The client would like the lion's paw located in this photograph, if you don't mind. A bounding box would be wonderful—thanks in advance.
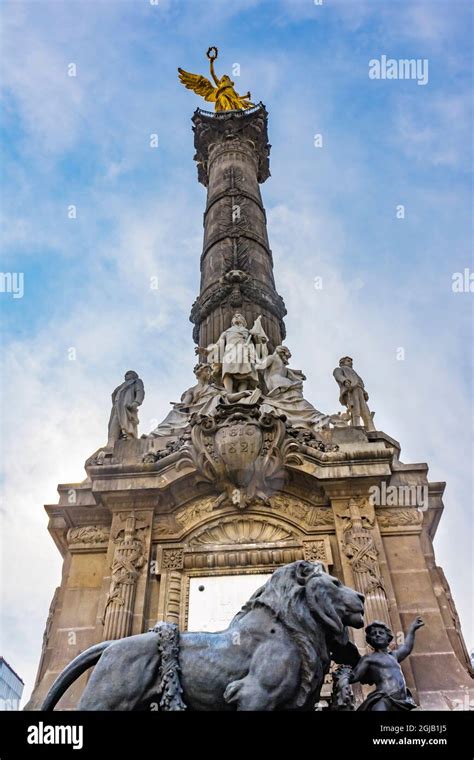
[223,680,243,705]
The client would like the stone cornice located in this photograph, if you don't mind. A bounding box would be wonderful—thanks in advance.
[192,103,271,186]
[189,276,287,336]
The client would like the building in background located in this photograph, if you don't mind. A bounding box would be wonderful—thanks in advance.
[0,657,24,710]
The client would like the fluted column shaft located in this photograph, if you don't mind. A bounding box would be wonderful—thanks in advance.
[190,105,286,350]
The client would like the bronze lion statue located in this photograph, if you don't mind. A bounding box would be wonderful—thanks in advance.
[42,561,364,711]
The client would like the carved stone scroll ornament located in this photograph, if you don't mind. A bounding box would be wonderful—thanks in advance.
[172,495,334,535]
[102,514,147,640]
[175,498,215,531]
[271,495,335,528]
[284,426,339,457]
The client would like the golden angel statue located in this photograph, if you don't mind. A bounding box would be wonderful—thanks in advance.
[178,47,254,112]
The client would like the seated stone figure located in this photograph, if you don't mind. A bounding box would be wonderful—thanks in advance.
[149,363,222,438]
[258,346,328,431]
[349,617,424,711]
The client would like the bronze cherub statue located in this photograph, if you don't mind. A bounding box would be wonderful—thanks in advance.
[349,617,425,711]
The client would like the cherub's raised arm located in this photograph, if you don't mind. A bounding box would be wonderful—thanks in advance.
[394,617,424,662]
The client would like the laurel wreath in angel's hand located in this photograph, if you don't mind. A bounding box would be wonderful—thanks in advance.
[178,47,254,112]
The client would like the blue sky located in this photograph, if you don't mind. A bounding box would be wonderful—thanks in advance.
[1,0,472,702]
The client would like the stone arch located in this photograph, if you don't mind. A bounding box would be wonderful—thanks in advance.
[156,506,334,629]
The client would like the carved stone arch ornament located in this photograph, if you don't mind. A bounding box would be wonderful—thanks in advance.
[155,509,333,628]
[188,514,297,546]
[168,492,335,542]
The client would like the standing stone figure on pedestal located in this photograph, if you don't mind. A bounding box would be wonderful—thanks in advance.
[333,356,375,431]
[107,370,145,446]
[198,312,268,394]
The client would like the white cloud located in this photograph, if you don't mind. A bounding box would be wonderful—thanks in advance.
[394,91,472,169]
[1,4,88,154]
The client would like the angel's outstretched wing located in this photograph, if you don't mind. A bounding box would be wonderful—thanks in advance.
[177,68,216,103]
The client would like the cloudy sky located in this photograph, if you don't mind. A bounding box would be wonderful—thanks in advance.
[1,0,472,703]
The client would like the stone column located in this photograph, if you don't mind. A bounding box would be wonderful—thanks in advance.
[328,493,404,647]
[338,498,392,629]
[156,547,185,626]
[328,493,417,702]
[190,106,286,350]
[102,513,150,640]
